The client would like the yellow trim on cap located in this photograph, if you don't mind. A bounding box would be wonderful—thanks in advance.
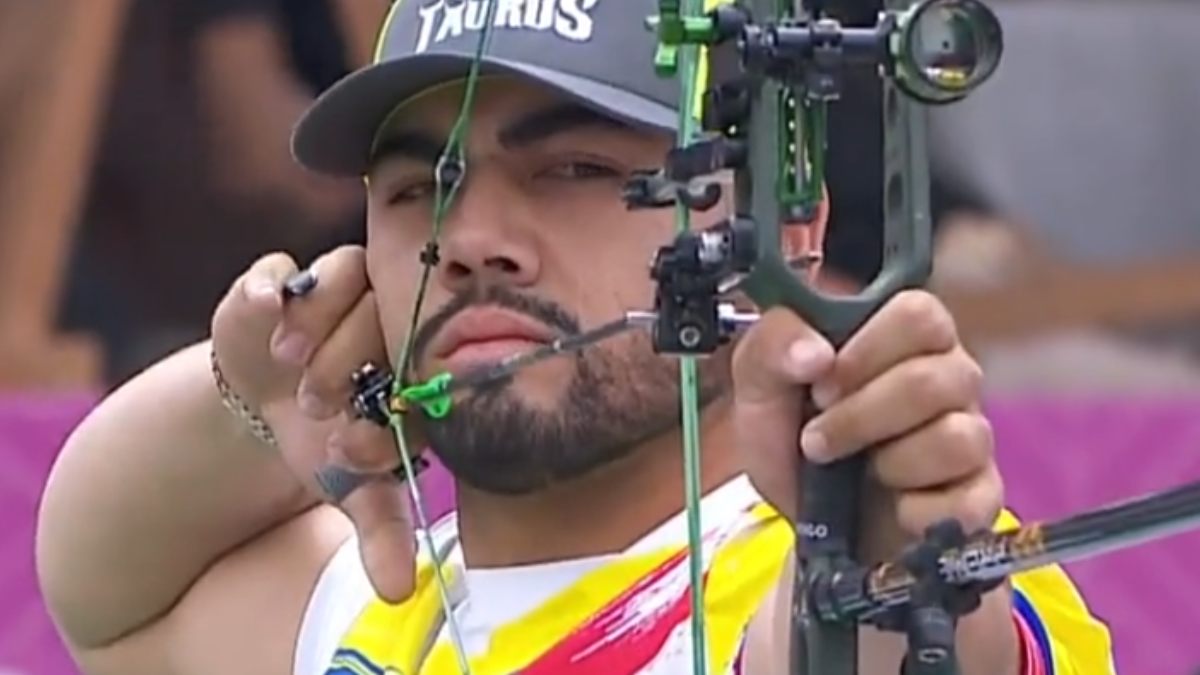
[373,0,404,65]
[363,74,519,186]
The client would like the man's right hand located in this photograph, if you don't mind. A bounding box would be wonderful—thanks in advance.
[211,246,419,604]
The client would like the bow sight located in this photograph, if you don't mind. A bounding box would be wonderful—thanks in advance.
[627,0,1003,351]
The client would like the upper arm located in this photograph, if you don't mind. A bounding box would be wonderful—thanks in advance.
[1010,564,1117,675]
[70,505,354,675]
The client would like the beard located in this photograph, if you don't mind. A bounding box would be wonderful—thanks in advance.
[407,285,730,495]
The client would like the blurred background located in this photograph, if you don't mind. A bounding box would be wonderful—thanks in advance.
[1,0,1197,673]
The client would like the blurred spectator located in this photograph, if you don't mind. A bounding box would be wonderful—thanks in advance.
[820,0,999,288]
[811,0,1200,392]
[931,212,1200,393]
[57,0,368,387]
[926,0,1200,371]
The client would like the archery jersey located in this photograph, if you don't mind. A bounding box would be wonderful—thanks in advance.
[293,475,1117,675]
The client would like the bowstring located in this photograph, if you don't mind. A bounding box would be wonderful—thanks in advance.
[387,3,501,673]
[672,2,710,673]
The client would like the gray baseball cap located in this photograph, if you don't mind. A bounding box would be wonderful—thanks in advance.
[291,0,681,177]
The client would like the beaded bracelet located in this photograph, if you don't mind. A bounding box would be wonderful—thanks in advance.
[210,347,279,448]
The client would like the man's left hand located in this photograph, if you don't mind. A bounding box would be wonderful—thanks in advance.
[731,288,1003,563]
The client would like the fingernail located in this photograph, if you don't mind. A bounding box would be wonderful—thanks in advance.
[273,333,310,364]
[245,278,278,301]
[800,427,831,462]
[787,340,830,380]
[283,270,318,300]
[811,381,839,410]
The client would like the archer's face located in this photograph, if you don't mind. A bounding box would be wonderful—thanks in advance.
[363,76,730,494]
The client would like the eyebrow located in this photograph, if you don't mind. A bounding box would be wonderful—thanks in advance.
[369,133,445,169]
[497,102,635,147]
[367,102,637,173]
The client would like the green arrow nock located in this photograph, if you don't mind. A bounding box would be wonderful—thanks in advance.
[397,372,454,419]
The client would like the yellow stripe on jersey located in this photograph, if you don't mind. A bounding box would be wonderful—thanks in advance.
[418,503,789,674]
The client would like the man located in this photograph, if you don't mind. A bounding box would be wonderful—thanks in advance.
[35,2,1115,674]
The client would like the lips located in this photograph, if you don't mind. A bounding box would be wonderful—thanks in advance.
[428,307,556,371]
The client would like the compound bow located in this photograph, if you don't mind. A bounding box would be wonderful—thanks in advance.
[315,1,1200,674]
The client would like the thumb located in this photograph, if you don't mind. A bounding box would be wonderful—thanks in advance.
[336,475,417,604]
[731,307,835,404]
[732,307,835,521]
[211,252,303,403]
[214,252,300,343]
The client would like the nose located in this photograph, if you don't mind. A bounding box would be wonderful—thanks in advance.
[433,164,541,292]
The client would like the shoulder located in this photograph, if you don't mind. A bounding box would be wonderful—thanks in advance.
[292,512,462,675]
[69,504,358,675]
[998,510,1117,674]
[292,534,373,675]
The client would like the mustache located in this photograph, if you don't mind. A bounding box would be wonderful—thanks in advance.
[410,285,582,367]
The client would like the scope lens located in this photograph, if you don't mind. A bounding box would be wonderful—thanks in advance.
[900,0,1003,103]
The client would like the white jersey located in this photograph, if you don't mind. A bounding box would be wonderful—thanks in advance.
[292,474,765,675]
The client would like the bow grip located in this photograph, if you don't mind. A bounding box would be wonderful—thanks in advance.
[730,44,935,675]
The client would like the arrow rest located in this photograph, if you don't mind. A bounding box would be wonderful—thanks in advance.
[646,218,757,354]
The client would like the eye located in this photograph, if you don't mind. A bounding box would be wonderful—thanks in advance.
[539,160,621,180]
[385,178,435,205]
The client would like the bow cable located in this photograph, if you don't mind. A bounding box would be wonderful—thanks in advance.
[385,3,502,672]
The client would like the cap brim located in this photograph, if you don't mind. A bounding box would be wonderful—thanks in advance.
[291,53,678,177]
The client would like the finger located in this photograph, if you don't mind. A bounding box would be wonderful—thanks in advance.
[802,347,982,463]
[296,291,387,418]
[731,307,835,406]
[812,290,958,409]
[313,422,427,506]
[270,245,369,366]
[328,417,401,473]
[894,463,1005,537]
[213,252,299,339]
[869,411,994,490]
[340,478,417,604]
